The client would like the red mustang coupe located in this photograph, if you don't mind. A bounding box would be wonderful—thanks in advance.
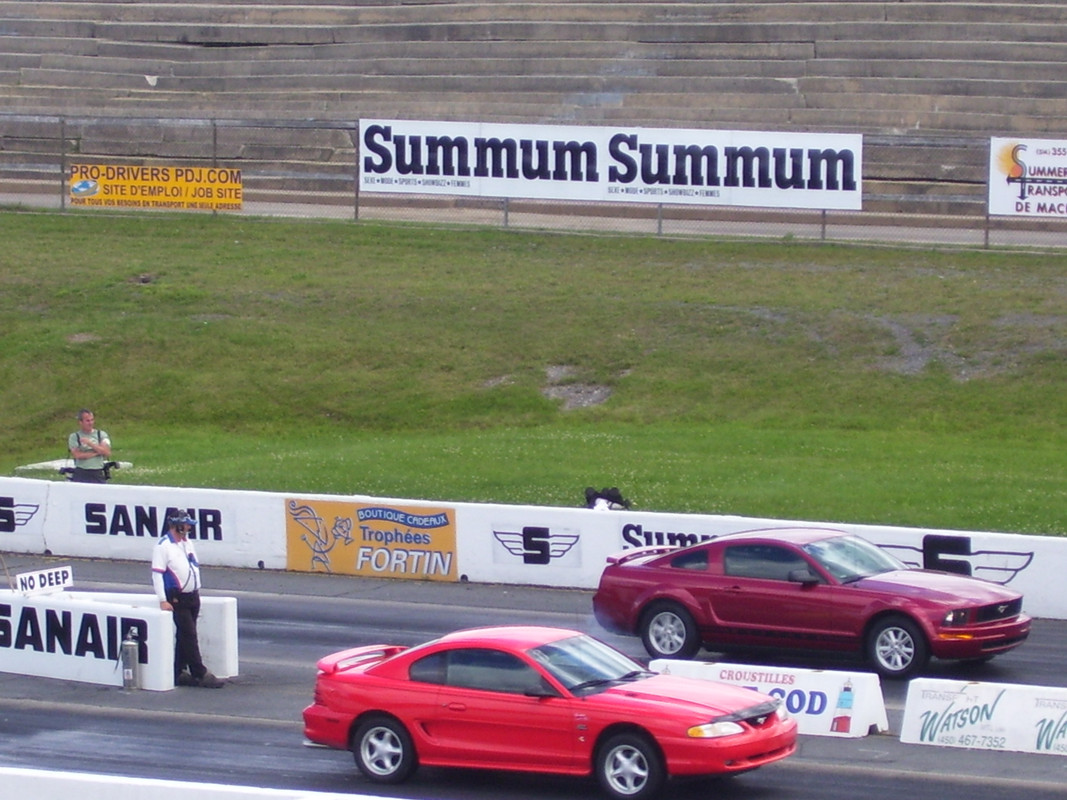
[593,528,1031,678]
[303,625,796,800]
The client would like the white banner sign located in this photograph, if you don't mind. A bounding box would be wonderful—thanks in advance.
[902,678,1067,756]
[360,119,862,210]
[651,659,888,738]
[989,137,1067,217]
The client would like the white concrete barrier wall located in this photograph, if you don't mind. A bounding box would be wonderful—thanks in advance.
[651,659,889,738]
[2,475,1065,618]
[0,767,374,800]
[0,589,237,690]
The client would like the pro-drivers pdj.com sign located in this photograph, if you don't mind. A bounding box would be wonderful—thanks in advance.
[69,163,243,212]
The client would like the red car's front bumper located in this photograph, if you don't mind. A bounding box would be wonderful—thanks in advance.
[660,716,798,777]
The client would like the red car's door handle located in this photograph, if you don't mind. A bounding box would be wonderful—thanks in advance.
[444,702,466,712]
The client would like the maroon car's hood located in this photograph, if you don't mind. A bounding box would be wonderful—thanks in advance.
[600,673,774,717]
[854,569,1020,605]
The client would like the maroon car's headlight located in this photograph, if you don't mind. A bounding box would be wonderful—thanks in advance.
[942,609,970,627]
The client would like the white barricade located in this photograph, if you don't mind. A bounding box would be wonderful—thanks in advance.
[0,589,238,691]
[901,678,1067,756]
[651,659,889,738]
[0,767,369,800]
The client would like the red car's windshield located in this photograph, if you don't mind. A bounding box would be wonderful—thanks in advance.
[528,634,651,694]
[802,535,904,583]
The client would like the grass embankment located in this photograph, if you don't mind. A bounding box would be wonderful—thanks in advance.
[1,210,1063,535]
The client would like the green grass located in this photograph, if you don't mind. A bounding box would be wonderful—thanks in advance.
[2,209,1064,536]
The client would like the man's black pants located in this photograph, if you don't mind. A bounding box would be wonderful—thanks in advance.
[169,590,207,682]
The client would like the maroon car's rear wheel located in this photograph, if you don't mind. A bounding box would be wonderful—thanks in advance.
[866,615,930,679]
[351,714,417,784]
[596,732,666,800]
[639,602,700,660]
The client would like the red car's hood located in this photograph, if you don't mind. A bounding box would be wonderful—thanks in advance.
[600,673,775,717]
[854,569,1020,605]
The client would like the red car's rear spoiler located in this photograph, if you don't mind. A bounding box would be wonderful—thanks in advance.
[315,645,408,675]
[605,544,679,565]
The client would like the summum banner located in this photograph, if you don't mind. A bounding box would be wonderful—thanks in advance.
[359,119,863,210]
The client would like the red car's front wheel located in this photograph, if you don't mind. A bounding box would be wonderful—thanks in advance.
[596,732,666,800]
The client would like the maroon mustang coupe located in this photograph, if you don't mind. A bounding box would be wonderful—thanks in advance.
[304,625,796,800]
[592,528,1031,678]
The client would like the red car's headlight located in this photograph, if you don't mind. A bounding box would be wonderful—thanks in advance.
[687,721,746,738]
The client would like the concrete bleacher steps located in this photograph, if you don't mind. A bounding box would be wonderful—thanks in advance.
[0,1,1065,219]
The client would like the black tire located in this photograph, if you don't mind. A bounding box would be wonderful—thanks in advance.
[866,615,930,679]
[351,715,417,784]
[595,732,666,800]
[639,602,701,660]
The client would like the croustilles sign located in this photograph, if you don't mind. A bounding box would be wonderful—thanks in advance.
[69,164,243,211]
[285,498,458,581]
[360,119,862,210]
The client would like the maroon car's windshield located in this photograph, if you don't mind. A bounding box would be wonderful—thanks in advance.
[802,535,904,583]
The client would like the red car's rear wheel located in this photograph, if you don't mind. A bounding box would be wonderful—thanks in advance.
[351,714,417,784]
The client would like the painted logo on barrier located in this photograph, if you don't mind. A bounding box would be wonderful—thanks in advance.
[0,496,41,533]
[492,526,580,566]
[83,503,224,540]
[620,522,714,548]
[286,498,457,581]
[878,534,1033,586]
[0,604,148,665]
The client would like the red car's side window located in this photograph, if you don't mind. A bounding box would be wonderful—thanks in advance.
[409,651,448,684]
[443,648,544,695]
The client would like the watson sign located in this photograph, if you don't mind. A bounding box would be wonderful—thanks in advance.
[360,119,862,210]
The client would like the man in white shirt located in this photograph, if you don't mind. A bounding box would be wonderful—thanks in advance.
[151,511,224,688]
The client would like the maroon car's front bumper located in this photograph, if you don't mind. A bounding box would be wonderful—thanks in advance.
[928,614,1032,661]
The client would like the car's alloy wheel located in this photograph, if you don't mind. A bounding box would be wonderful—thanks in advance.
[352,715,417,784]
[640,602,700,659]
[867,616,929,679]
[596,733,665,800]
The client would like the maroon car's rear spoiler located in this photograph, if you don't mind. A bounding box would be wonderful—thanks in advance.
[315,645,407,674]
[605,544,679,565]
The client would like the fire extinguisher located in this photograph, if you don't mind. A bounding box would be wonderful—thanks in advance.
[121,627,140,690]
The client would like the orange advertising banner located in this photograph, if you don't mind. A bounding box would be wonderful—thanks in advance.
[285,498,458,581]
[69,163,243,211]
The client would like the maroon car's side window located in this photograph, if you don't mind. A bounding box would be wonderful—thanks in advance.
[669,549,709,571]
[723,544,809,581]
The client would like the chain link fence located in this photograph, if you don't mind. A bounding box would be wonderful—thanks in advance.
[3,114,1067,249]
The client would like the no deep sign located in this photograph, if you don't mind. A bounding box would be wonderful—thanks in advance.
[15,566,74,596]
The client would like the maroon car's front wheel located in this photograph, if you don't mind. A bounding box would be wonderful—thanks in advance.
[866,615,930,679]
[639,602,701,660]
[352,715,418,784]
